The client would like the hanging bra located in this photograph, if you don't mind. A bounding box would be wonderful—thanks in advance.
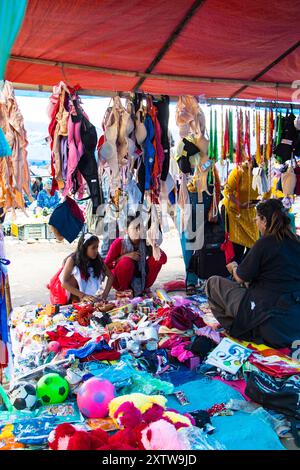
[135,104,147,145]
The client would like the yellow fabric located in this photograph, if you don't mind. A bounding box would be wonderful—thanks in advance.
[223,165,259,248]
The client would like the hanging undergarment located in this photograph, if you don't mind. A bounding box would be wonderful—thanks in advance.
[118,105,130,164]
[78,114,104,214]
[135,105,147,145]
[143,114,155,191]
[154,95,170,181]
[148,98,164,199]
[176,96,206,139]
[100,105,120,193]
[63,110,84,197]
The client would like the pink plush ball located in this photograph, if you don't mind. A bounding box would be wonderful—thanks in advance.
[48,341,61,353]
[77,378,115,418]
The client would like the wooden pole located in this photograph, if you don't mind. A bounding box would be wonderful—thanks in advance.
[9,55,292,89]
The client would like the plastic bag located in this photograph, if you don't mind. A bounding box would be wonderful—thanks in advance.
[126,178,142,216]
[178,426,226,450]
[47,267,69,305]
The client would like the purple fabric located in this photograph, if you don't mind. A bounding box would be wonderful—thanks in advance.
[63,116,84,196]
[61,136,68,181]
[195,326,221,344]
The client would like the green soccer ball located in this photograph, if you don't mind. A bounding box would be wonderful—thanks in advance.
[36,373,69,405]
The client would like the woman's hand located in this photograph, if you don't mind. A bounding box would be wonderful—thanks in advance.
[81,294,98,304]
[125,251,140,261]
[226,261,238,275]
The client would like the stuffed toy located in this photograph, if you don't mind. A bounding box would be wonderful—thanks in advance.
[109,393,167,423]
[49,396,194,450]
[141,419,187,450]
[109,393,194,430]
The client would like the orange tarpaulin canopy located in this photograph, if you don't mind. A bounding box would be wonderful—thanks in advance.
[5,0,300,101]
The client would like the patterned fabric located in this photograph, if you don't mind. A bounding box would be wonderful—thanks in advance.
[37,189,60,209]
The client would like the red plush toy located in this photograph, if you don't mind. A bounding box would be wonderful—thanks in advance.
[49,402,193,450]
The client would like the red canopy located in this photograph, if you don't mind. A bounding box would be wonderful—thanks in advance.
[5,0,300,101]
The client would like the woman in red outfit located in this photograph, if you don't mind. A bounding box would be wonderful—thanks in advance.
[105,214,167,296]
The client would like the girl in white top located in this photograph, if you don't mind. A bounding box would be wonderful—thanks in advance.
[60,233,113,303]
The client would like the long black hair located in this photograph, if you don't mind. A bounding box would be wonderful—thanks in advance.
[72,234,104,279]
[256,199,298,242]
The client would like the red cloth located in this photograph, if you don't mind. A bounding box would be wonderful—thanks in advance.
[246,345,300,378]
[221,232,235,264]
[161,306,205,331]
[80,350,121,362]
[47,326,91,349]
[163,280,186,292]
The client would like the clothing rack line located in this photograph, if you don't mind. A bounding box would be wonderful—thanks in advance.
[11,83,300,110]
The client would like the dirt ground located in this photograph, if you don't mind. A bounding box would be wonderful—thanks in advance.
[5,228,185,308]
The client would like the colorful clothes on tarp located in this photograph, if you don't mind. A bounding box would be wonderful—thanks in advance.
[230,338,300,378]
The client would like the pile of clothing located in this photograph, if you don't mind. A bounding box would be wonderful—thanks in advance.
[2,289,300,451]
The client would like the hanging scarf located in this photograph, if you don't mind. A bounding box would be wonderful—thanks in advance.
[220,107,224,160]
[229,109,234,162]
[244,110,251,161]
[255,110,261,165]
[122,235,147,297]
[213,109,218,161]
[266,109,274,161]
[263,109,267,163]
[223,110,229,160]
[208,108,213,159]
[235,110,242,165]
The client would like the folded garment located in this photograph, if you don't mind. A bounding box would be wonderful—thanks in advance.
[188,336,216,360]
[66,339,111,358]
[80,350,121,363]
[158,326,194,337]
[194,326,221,344]
[163,280,186,292]
[161,306,205,331]
[171,343,194,363]
[159,335,189,350]
[47,326,90,349]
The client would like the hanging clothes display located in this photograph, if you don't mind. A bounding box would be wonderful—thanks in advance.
[0,81,31,212]
[48,82,103,214]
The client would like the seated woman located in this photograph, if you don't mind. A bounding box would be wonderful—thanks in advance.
[206,199,300,348]
[105,214,167,296]
[37,178,60,210]
[60,233,113,303]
